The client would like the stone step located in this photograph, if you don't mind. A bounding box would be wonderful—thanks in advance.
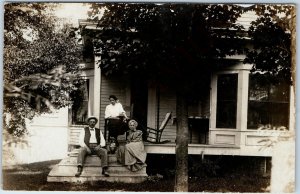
[48,147,148,184]
[59,159,122,167]
[60,155,117,166]
[47,174,147,183]
[52,162,147,175]
[68,149,118,158]
[108,165,147,174]
[59,154,147,172]
[49,165,102,177]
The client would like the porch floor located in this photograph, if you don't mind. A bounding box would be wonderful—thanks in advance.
[144,142,272,157]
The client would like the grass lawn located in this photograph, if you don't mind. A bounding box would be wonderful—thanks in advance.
[2,159,270,192]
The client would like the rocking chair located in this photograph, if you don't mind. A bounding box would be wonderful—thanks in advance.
[146,112,172,144]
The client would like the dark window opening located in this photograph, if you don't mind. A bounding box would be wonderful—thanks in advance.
[216,74,238,128]
[70,79,89,125]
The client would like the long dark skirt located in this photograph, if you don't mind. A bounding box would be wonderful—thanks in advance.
[108,118,128,139]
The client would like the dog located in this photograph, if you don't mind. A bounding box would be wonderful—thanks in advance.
[107,137,117,154]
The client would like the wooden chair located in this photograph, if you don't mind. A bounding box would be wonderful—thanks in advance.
[146,112,172,144]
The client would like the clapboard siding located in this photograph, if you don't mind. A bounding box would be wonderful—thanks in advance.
[235,11,258,30]
[158,87,177,142]
[30,107,69,127]
[190,130,200,143]
[5,108,70,164]
[68,126,84,145]
[158,84,211,143]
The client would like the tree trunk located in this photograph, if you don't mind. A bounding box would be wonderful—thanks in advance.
[174,91,189,192]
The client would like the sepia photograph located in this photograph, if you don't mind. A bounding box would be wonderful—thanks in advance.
[2,2,296,193]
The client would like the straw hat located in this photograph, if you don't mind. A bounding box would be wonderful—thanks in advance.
[86,116,98,124]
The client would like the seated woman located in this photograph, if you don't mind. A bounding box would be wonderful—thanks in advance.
[116,119,147,172]
[105,95,128,144]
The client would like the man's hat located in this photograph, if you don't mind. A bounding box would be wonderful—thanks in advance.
[87,116,98,124]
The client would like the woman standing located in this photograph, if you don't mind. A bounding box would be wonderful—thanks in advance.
[117,119,147,172]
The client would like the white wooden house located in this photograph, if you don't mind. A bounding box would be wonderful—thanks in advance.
[1,7,293,188]
[65,14,295,159]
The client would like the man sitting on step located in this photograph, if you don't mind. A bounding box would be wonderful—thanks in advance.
[75,116,109,177]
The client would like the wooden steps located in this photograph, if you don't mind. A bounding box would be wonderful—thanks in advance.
[47,149,148,183]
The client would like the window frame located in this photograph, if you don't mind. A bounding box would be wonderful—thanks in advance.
[211,64,253,131]
[247,73,290,130]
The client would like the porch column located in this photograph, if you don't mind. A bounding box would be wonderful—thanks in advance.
[210,73,217,129]
[147,83,157,128]
[236,68,250,130]
[94,56,101,128]
[236,65,251,146]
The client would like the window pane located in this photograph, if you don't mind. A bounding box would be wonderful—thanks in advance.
[247,74,289,130]
[216,74,238,128]
[70,79,89,125]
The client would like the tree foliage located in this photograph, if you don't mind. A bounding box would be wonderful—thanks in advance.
[85,3,245,191]
[4,3,82,136]
[85,4,245,84]
[84,3,293,191]
[244,4,294,84]
[84,3,293,87]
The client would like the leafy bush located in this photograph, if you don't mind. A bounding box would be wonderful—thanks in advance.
[188,156,221,178]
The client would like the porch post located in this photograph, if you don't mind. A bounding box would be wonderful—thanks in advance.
[236,65,251,145]
[147,82,157,128]
[236,69,250,130]
[210,73,217,130]
[94,56,101,128]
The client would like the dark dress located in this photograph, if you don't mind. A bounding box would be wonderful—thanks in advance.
[107,116,128,139]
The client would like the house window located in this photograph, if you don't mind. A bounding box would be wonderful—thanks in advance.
[247,74,290,130]
[216,74,238,128]
[70,79,89,125]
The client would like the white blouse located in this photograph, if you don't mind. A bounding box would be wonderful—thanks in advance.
[104,102,126,119]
